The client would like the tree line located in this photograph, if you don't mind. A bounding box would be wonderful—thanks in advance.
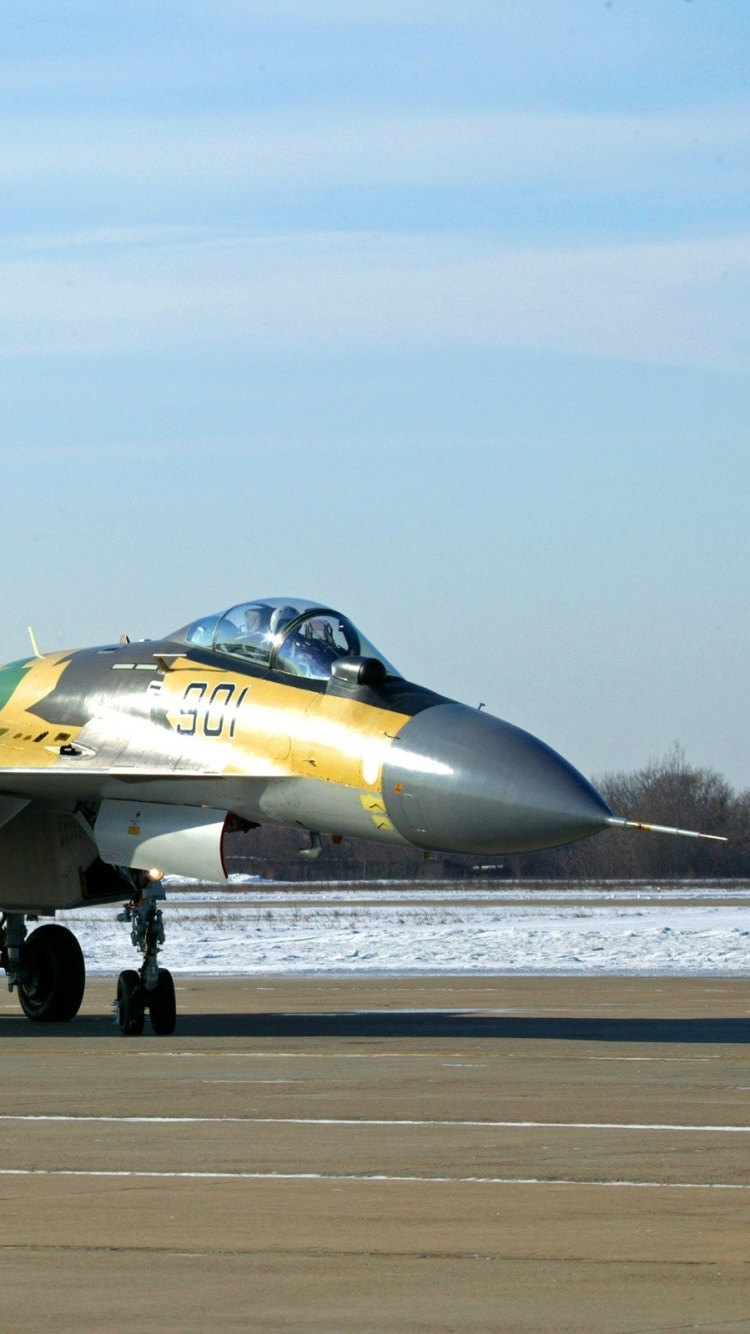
[512,746,750,880]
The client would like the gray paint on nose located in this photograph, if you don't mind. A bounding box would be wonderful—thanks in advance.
[382,702,612,854]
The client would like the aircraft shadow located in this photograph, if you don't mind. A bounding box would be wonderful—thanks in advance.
[0,1011,748,1043]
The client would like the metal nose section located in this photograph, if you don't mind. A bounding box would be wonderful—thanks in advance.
[382,702,612,854]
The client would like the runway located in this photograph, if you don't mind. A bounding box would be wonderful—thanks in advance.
[1,975,749,1331]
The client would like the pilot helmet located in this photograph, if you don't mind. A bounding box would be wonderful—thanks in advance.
[269,605,299,636]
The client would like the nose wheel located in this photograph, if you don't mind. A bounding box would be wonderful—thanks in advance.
[116,966,175,1036]
[115,879,176,1036]
[116,968,144,1036]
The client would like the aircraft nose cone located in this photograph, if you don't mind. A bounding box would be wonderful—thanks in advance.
[382,702,611,854]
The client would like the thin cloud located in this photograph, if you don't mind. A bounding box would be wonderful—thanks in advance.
[0,228,746,369]
[0,104,746,190]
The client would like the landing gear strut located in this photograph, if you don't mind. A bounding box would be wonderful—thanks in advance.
[115,878,176,1036]
[1,916,86,1022]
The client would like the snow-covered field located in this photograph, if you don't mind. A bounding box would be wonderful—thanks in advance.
[53,884,750,977]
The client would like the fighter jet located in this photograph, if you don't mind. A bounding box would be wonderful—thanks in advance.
[0,597,725,1035]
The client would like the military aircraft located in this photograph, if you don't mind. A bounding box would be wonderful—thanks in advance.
[0,597,725,1035]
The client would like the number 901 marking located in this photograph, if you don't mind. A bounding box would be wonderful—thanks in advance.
[177,682,248,738]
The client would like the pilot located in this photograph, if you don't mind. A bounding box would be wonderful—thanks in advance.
[269,605,300,639]
[277,614,354,679]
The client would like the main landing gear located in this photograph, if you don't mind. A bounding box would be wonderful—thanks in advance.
[0,915,86,1022]
[115,878,176,1037]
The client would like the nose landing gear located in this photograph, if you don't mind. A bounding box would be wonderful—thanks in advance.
[115,879,176,1036]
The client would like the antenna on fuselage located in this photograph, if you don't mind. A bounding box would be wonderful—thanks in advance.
[27,626,42,659]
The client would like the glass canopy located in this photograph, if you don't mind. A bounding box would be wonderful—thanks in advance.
[173,598,400,681]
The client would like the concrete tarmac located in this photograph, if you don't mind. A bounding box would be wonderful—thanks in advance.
[0,974,749,1332]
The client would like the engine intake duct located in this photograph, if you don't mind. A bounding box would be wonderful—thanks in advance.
[95,801,231,883]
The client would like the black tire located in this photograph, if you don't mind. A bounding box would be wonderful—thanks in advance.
[148,968,176,1036]
[117,969,145,1036]
[18,924,85,1022]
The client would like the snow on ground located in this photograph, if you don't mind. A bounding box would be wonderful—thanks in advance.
[50,886,750,977]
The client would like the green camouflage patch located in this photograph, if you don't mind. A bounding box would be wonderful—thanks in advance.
[0,659,33,713]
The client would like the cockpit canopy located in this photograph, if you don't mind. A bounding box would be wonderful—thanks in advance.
[173,598,400,682]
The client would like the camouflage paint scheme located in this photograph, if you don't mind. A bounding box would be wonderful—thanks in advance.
[0,635,440,845]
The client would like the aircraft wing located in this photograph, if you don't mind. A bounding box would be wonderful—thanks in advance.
[0,767,271,813]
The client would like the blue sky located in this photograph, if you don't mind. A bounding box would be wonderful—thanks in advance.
[2,1,749,785]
